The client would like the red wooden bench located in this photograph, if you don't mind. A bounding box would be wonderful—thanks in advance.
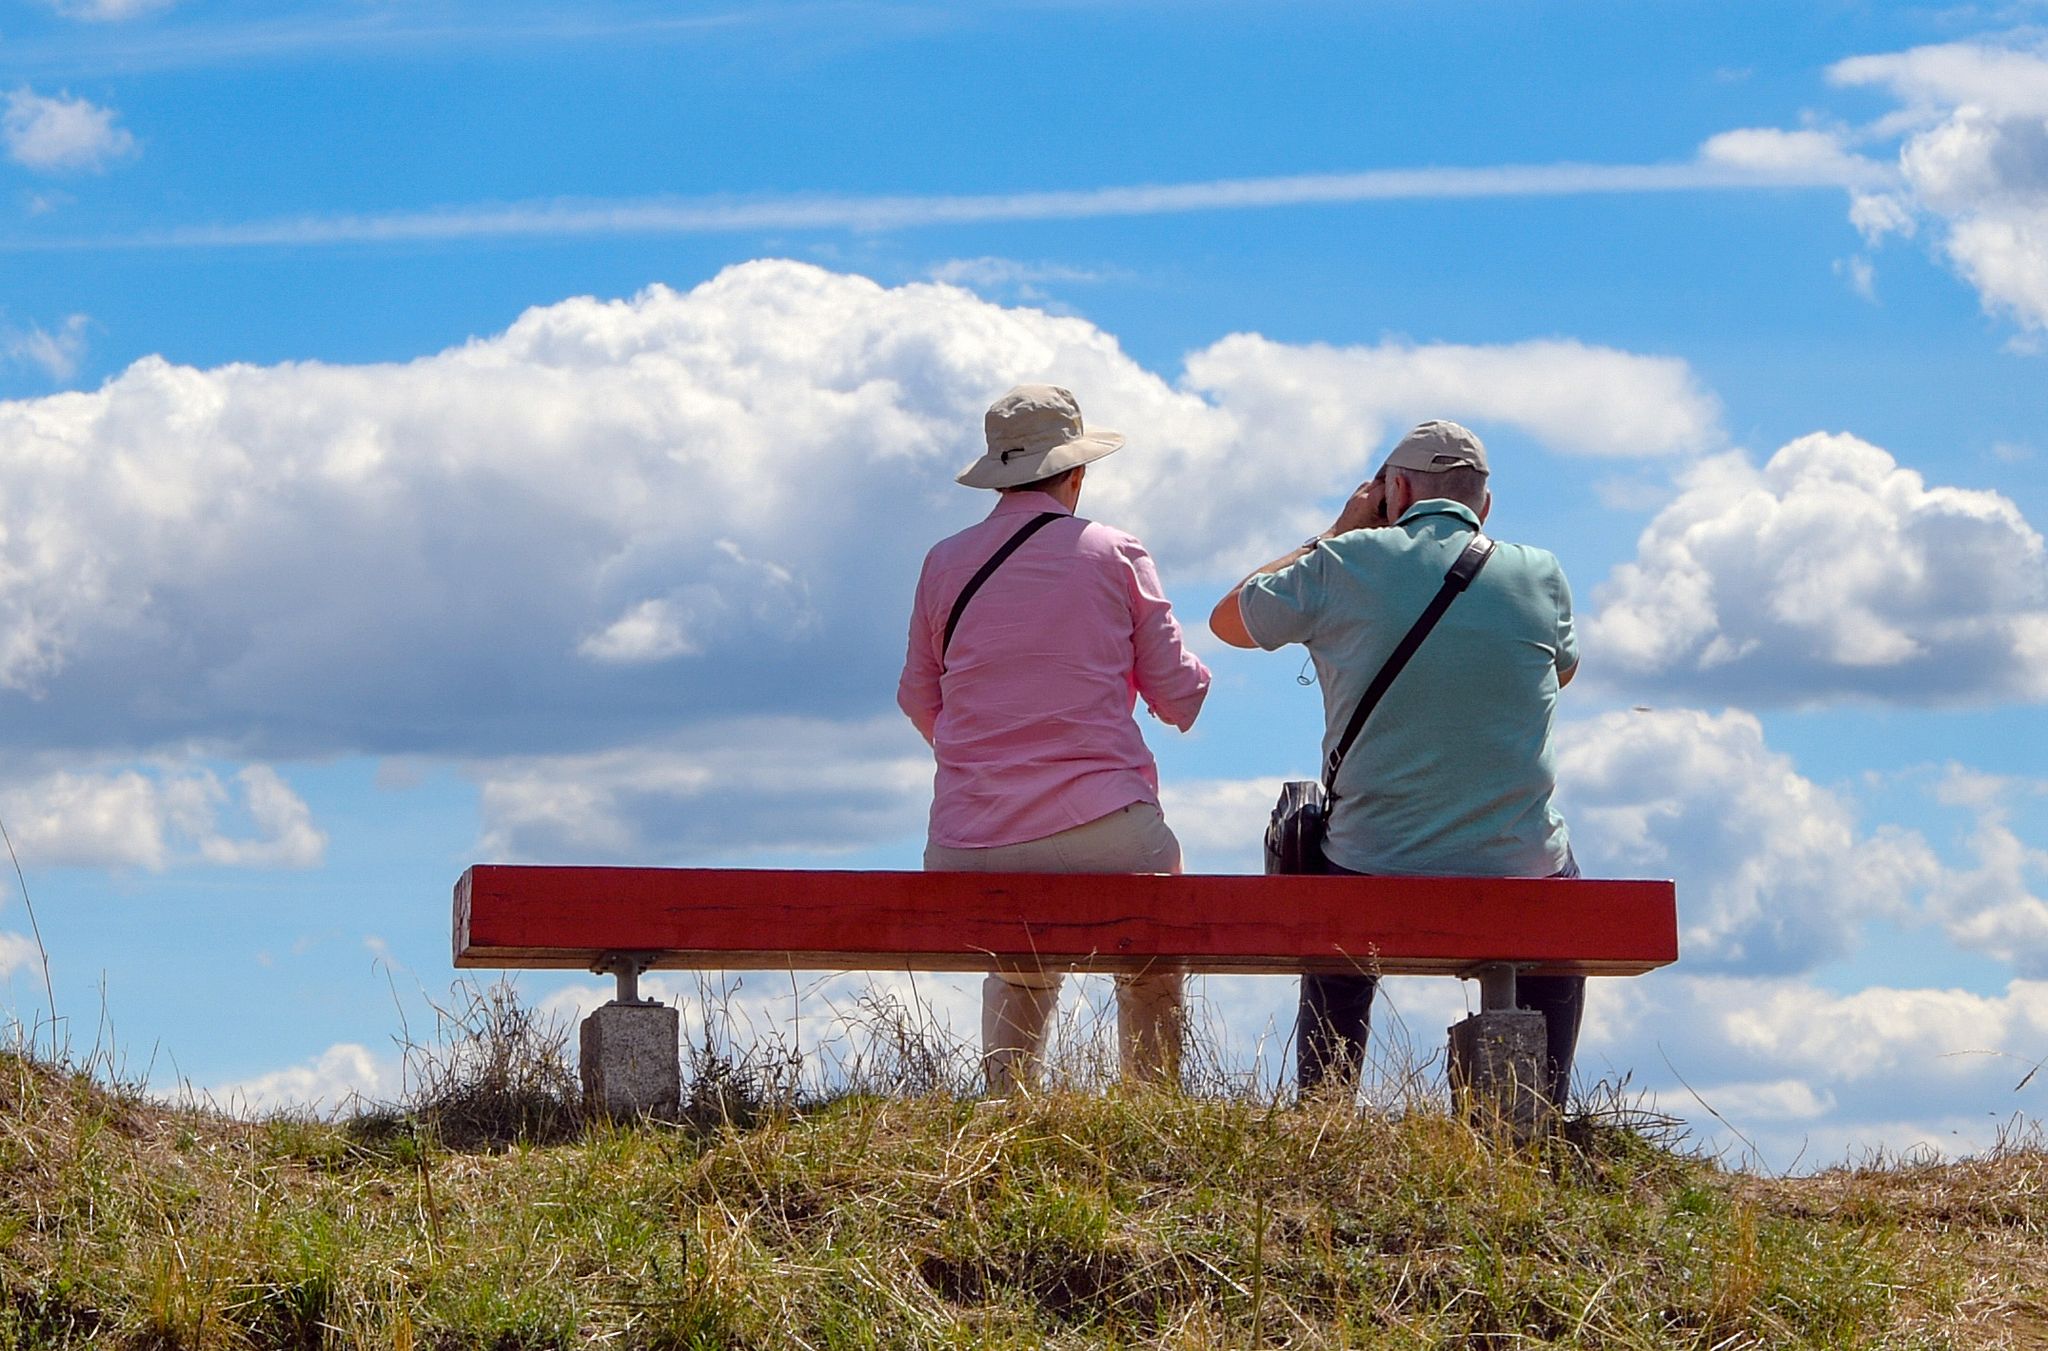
[453,865,1677,1122]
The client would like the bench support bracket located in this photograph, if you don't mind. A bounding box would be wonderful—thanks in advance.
[591,951,662,1007]
[1471,962,1519,1013]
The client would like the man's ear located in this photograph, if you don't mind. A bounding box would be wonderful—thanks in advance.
[1391,471,1421,520]
[1478,489,1492,524]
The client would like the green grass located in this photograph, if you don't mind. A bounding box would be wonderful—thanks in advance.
[4,1042,2044,1348]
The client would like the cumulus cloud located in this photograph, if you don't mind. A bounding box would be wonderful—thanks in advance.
[2,88,137,172]
[1824,40,2048,332]
[1589,431,2048,705]
[1556,708,1940,972]
[0,260,1723,765]
[0,761,325,870]
[204,1042,397,1116]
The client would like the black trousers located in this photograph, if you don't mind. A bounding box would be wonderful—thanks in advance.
[1297,853,1585,1108]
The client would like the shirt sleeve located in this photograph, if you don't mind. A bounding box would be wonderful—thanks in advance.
[1238,545,1330,650]
[1118,536,1211,732]
[896,553,942,744]
[1552,560,1579,677]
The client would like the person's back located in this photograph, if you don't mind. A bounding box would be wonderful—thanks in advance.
[899,385,1209,1095]
[1208,420,1582,1104]
[1269,500,1575,878]
[906,503,1201,849]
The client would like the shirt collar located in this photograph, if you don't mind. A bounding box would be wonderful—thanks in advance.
[1395,498,1481,530]
[989,490,1074,518]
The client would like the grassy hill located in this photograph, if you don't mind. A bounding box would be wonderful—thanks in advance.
[4,1021,2046,1348]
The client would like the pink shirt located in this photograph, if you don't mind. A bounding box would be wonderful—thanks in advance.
[898,492,1212,849]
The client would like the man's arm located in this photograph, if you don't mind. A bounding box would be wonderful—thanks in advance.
[1209,475,1388,649]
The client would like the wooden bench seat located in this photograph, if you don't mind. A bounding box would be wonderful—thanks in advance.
[455,864,1676,980]
[452,863,1677,1125]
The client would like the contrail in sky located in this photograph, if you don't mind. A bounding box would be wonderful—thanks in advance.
[6,156,1892,252]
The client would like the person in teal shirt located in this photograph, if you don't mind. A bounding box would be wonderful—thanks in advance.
[1209,420,1583,1104]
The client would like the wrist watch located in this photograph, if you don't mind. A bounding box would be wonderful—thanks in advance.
[1300,533,1325,553]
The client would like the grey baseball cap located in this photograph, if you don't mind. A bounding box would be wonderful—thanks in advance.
[1382,420,1489,475]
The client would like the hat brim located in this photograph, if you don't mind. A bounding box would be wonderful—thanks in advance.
[956,430,1125,489]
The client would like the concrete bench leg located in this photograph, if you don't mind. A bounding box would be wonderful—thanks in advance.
[1448,963,1552,1142]
[580,954,680,1119]
[1448,1010,1549,1140]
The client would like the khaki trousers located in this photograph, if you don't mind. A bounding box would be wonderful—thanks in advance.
[925,802,1186,1095]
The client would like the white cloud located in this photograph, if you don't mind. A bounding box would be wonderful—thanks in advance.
[47,0,175,19]
[577,597,697,664]
[1924,768,2048,972]
[1,87,136,173]
[1688,1076,1835,1123]
[0,760,325,870]
[1833,253,1879,301]
[1579,972,2048,1167]
[1849,190,1917,244]
[1158,776,1291,870]
[0,260,1722,765]
[1557,708,1940,972]
[1832,40,2048,121]
[71,151,1875,251]
[2,314,90,383]
[474,716,931,862]
[927,257,1109,289]
[1698,127,1886,185]
[1823,41,2048,331]
[194,765,327,869]
[1182,334,1720,466]
[1589,431,2048,705]
[204,1042,397,1117]
[0,931,38,979]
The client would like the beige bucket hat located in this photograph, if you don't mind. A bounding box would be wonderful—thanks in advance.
[957,384,1126,489]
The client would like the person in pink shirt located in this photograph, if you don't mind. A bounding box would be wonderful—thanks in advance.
[898,384,1212,1095]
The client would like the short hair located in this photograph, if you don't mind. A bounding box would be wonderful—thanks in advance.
[999,465,1081,495]
[1392,464,1488,512]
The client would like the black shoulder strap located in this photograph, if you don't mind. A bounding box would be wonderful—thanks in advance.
[1323,532,1495,800]
[941,511,1067,661]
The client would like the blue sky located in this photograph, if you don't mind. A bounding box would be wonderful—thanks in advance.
[3,0,2047,1168]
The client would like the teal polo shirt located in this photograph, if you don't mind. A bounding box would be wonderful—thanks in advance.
[1240,499,1576,877]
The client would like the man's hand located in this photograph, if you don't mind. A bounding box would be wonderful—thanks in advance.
[1327,473,1388,536]
[1210,470,1391,648]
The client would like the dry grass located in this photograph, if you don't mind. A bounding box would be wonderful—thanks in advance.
[2,998,2045,1348]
